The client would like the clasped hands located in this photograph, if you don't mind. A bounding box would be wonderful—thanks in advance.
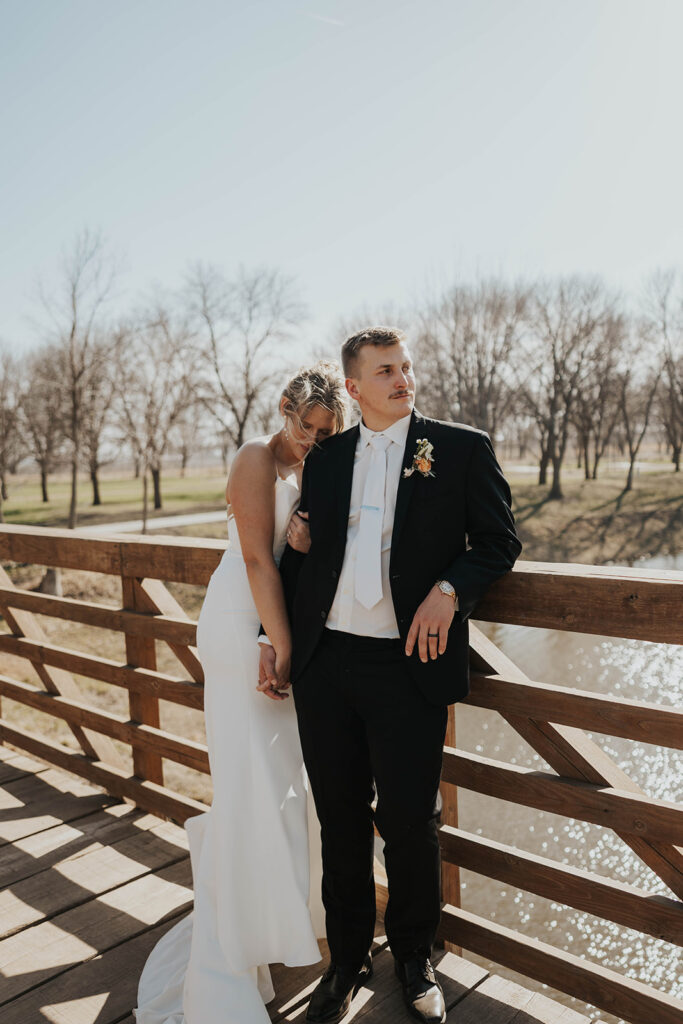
[257,581,457,700]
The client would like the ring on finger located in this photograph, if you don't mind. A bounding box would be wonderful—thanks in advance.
[427,631,439,638]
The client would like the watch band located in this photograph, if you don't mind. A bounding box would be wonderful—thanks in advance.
[436,579,456,600]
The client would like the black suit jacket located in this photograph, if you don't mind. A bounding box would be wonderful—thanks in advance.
[280,408,522,706]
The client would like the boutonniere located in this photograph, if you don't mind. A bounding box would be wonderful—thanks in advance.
[403,438,436,478]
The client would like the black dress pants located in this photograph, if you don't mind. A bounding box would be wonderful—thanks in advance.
[293,628,448,969]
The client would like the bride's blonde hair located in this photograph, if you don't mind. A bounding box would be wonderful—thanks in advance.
[281,359,349,437]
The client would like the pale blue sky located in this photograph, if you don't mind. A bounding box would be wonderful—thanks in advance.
[2,0,683,355]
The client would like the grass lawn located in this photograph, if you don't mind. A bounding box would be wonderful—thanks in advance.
[506,462,682,565]
[0,468,227,527]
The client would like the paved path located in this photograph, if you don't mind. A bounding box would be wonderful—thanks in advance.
[80,509,226,535]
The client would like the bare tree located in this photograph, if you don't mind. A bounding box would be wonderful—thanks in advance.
[114,303,193,528]
[18,343,66,502]
[81,333,121,505]
[170,400,205,477]
[0,349,21,519]
[186,264,304,449]
[415,279,527,435]
[38,229,118,528]
[520,276,612,499]
[570,314,625,480]
[617,365,660,491]
[643,270,683,472]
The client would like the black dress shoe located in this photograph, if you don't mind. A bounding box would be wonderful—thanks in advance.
[394,956,446,1024]
[305,953,373,1023]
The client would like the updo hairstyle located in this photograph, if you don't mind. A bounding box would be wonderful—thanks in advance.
[281,359,349,437]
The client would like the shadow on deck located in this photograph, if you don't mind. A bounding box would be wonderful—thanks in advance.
[0,744,588,1024]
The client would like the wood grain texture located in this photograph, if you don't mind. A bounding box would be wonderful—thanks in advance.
[134,576,204,683]
[0,523,225,584]
[0,817,188,937]
[440,825,683,945]
[0,633,204,708]
[466,671,683,749]
[474,560,683,644]
[442,746,683,844]
[0,565,122,768]
[0,675,210,772]
[0,585,197,646]
[468,624,683,900]
[439,904,683,1024]
[0,721,208,823]
[0,912,190,1024]
[122,576,163,784]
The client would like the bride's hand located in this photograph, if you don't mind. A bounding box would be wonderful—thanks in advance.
[286,511,310,553]
[256,643,291,701]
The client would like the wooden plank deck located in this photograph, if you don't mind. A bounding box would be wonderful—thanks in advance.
[0,743,590,1024]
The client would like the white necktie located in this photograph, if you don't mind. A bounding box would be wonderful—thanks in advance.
[355,433,392,610]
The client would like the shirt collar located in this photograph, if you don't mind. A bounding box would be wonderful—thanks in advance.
[358,412,412,450]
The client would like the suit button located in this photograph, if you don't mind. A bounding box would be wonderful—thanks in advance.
[331,570,338,579]
[391,574,400,581]
[320,610,327,619]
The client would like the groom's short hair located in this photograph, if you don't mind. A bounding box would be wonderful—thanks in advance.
[341,326,405,377]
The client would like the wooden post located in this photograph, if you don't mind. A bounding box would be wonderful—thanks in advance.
[121,576,163,785]
[440,701,461,954]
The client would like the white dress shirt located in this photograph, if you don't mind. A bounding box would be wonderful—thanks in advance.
[326,413,412,638]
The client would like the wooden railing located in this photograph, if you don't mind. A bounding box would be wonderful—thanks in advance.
[0,524,681,1024]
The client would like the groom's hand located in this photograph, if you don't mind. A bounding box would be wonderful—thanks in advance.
[257,643,290,701]
[286,510,310,553]
[405,586,456,663]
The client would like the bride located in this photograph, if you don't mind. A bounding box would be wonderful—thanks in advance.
[134,361,349,1024]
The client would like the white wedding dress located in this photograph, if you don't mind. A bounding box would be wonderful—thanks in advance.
[134,471,324,1024]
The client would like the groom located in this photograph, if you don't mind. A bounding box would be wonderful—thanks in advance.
[263,327,521,1024]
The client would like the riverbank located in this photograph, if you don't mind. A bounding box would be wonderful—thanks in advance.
[509,466,683,565]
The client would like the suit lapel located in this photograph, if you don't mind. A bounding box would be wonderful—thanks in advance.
[333,423,360,548]
[390,408,425,554]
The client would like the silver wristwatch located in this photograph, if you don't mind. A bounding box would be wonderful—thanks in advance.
[436,579,456,600]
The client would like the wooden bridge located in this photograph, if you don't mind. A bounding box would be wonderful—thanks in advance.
[0,523,681,1024]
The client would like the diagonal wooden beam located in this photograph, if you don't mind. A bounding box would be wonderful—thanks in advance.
[121,577,163,785]
[0,565,122,768]
[133,578,203,684]
[467,623,683,899]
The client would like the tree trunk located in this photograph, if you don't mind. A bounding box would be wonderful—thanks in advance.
[133,456,140,479]
[68,452,78,529]
[90,466,101,506]
[673,444,681,472]
[180,450,188,478]
[624,460,635,491]
[142,469,149,534]
[549,457,563,500]
[151,466,162,510]
[1,471,7,502]
[591,453,601,480]
[40,466,49,503]
[538,451,549,486]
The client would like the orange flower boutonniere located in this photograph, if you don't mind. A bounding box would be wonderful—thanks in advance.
[403,438,435,478]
